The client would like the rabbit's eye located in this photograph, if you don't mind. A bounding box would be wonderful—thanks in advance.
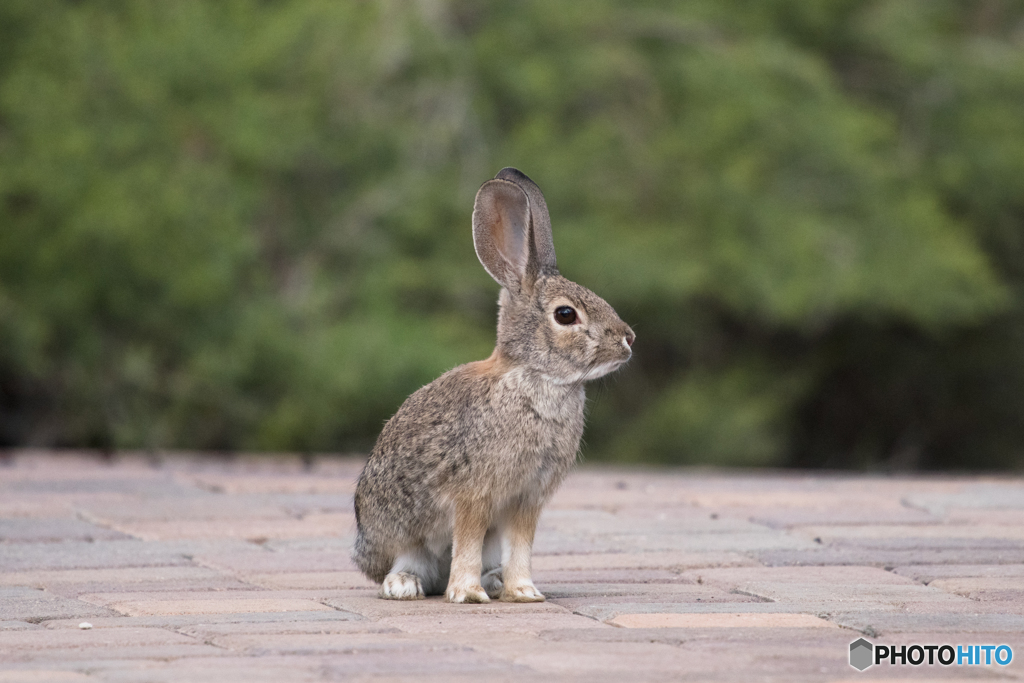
[554,306,577,325]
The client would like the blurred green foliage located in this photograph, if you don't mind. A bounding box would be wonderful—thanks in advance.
[1,0,1022,469]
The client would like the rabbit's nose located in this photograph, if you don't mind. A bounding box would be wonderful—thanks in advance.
[623,331,635,348]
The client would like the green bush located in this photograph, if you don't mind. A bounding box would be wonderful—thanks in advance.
[1,0,1022,469]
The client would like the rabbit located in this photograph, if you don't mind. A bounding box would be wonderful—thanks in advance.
[353,167,635,603]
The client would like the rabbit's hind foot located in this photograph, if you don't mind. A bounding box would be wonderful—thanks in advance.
[380,571,424,600]
[482,568,503,599]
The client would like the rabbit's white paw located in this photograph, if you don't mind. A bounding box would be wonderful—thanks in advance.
[446,582,490,604]
[501,581,545,602]
[380,571,424,600]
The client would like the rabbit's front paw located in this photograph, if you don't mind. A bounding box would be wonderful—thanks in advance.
[500,581,545,603]
[380,571,424,600]
[446,583,490,604]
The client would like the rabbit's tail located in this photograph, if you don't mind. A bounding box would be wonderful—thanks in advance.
[352,527,391,584]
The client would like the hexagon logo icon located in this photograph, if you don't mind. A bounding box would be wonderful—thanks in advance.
[849,638,874,671]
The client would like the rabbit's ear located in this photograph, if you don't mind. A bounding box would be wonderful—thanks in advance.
[495,167,557,274]
[473,179,533,293]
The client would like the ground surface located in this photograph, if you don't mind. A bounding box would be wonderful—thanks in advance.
[0,451,1022,682]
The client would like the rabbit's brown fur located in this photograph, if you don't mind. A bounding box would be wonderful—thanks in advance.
[353,168,634,602]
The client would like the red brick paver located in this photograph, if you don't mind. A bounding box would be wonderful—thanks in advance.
[1,451,1022,682]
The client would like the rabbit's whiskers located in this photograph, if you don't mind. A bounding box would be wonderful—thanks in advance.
[557,360,598,411]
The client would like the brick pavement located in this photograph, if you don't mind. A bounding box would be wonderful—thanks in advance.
[0,451,1022,682]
